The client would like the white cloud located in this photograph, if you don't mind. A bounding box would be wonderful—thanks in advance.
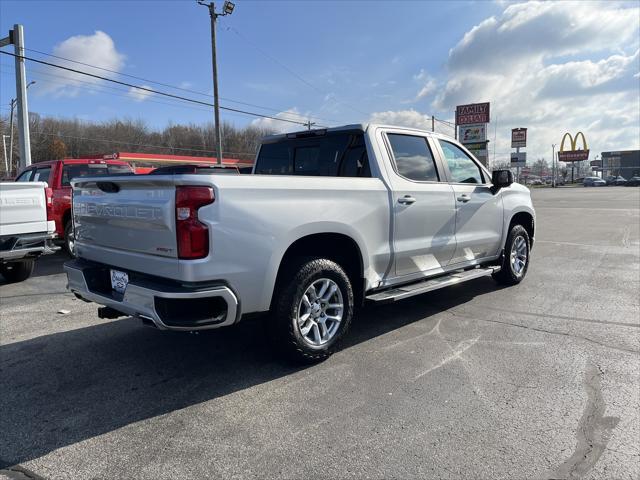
[368,109,455,136]
[416,77,437,100]
[39,31,125,97]
[413,69,437,99]
[127,85,153,102]
[250,108,310,134]
[423,0,640,165]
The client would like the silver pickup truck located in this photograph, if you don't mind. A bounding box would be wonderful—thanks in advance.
[65,124,535,362]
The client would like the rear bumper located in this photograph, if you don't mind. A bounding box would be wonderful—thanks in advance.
[0,231,58,261]
[64,259,239,331]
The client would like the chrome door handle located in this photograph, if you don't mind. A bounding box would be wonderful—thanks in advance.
[398,195,416,205]
[457,194,471,203]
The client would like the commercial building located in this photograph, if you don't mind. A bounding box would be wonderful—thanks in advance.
[601,150,640,178]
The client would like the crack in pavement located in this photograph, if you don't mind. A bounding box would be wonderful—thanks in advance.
[479,305,640,329]
[0,464,47,480]
[442,309,639,355]
[546,363,620,480]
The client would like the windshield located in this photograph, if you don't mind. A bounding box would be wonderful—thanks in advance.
[62,163,133,186]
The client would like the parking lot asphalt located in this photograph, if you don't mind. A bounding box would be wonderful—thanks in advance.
[1,187,639,480]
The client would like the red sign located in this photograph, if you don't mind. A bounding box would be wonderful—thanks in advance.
[511,128,527,148]
[558,150,589,162]
[456,102,490,125]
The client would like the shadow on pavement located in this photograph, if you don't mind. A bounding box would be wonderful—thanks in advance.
[0,252,69,286]
[0,276,502,468]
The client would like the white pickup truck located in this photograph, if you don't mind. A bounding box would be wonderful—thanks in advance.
[1,181,57,282]
[65,124,535,362]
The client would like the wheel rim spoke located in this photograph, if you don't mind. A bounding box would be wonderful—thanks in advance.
[300,320,313,336]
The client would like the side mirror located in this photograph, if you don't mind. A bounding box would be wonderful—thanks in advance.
[491,169,513,193]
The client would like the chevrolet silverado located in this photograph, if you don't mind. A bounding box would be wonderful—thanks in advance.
[65,124,535,362]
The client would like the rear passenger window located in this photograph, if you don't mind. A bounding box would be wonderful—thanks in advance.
[387,134,439,182]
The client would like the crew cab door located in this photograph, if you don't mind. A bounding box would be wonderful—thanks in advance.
[381,130,457,281]
[435,139,503,265]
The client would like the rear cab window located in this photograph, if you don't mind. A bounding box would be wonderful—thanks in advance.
[15,169,34,182]
[61,163,133,186]
[33,166,52,184]
[254,130,370,177]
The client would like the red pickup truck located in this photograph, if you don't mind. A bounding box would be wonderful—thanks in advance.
[15,159,133,255]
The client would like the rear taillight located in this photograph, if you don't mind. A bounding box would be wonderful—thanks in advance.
[45,187,54,221]
[175,186,215,259]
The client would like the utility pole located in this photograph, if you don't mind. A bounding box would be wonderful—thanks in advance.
[12,25,32,169]
[197,0,235,165]
[8,81,34,174]
[552,144,556,188]
[305,120,316,131]
[431,115,435,132]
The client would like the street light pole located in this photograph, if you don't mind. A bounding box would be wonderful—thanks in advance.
[198,0,235,165]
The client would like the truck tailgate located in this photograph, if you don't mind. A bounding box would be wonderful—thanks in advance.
[73,177,178,258]
[0,182,50,236]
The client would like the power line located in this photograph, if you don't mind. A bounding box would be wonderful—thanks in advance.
[22,47,340,125]
[1,65,330,127]
[0,50,324,127]
[223,23,369,117]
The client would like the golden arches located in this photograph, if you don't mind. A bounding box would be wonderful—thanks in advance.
[574,131,588,151]
[560,131,588,152]
[560,133,574,152]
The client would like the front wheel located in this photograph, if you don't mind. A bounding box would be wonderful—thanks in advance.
[492,224,531,285]
[271,258,354,363]
[0,259,35,283]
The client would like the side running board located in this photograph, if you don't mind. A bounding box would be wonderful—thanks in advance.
[366,266,501,303]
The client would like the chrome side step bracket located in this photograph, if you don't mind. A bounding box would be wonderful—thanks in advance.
[366,266,501,303]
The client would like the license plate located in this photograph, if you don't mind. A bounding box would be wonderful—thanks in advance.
[110,269,129,294]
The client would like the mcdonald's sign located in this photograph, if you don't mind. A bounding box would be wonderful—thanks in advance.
[558,132,589,162]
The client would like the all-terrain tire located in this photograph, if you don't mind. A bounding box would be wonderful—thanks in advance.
[271,258,354,363]
[0,259,35,283]
[492,224,531,286]
[64,221,75,257]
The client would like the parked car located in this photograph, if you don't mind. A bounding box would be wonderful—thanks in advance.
[528,178,543,186]
[14,159,134,255]
[583,177,606,187]
[605,176,627,186]
[0,182,57,282]
[624,176,640,186]
[64,124,535,363]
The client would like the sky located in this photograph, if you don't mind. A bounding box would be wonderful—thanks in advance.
[0,0,639,164]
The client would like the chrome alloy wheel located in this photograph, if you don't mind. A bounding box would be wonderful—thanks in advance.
[297,278,344,346]
[510,235,528,277]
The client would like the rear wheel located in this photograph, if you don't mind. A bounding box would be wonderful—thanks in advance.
[271,258,354,363]
[64,221,75,257]
[492,224,530,285]
[0,259,35,283]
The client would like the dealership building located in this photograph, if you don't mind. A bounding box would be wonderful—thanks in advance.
[601,150,640,178]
